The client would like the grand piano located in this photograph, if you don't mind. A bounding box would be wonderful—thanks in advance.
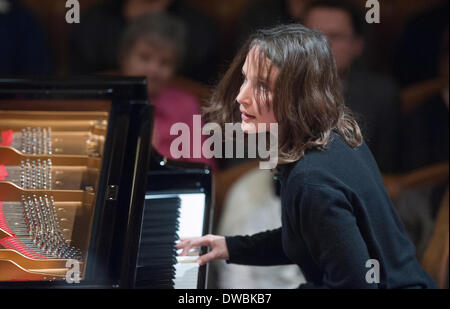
[0,77,213,289]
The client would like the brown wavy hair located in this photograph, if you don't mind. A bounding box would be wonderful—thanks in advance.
[203,24,362,163]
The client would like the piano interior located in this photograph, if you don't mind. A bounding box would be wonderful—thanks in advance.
[0,78,211,288]
[0,101,110,282]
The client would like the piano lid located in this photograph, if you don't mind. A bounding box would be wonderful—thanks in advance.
[0,76,148,101]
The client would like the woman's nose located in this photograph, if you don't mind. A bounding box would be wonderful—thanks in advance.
[236,81,252,106]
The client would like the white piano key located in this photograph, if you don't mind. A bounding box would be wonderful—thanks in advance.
[174,261,200,289]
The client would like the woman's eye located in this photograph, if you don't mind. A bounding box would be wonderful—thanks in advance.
[259,83,268,92]
[241,76,249,87]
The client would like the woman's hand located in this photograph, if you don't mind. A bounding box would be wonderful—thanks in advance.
[176,234,229,266]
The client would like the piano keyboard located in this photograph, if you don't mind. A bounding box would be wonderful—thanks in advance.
[136,193,207,289]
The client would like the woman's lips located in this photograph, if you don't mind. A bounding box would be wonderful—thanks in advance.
[241,112,256,122]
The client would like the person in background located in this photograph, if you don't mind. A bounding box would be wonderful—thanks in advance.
[118,12,218,170]
[304,0,401,174]
[393,1,449,88]
[0,0,51,75]
[393,28,449,262]
[235,0,310,52]
[70,0,220,85]
[399,27,449,173]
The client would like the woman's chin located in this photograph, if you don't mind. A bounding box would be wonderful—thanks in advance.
[241,121,269,134]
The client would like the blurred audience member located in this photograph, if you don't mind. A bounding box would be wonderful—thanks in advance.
[387,29,449,263]
[399,27,449,172]
[70,0,220,85]
[235,0,310,51]
[304,0,401,173]
[393,1,449,88]
[119,12,218,170]
[0,0,51,74]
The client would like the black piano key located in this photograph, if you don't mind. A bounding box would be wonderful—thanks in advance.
[138,248,178,260]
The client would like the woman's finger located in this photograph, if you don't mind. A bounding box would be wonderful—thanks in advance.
[179,242,194,256]
[175,239,187,249]
[176,238,195,250]
[176,237,203,248]
[178,236,210,256]
[187,236,212,248]
[177,238,201,256]
[196,250,217,266]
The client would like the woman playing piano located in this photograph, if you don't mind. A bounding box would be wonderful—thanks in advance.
[176,24,437,289]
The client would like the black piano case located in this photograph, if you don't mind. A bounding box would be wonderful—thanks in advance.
[0,77,213,289]
[0,77,154,288]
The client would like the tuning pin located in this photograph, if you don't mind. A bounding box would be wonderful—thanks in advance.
[20,161,25,188]
[21,195,31,235]
[41,159,49,190]
[38,196,47,225]
[36,159,41,189]
[42,128,47,154]
[31,160,36,189]
[42,160,47,190]
[31,128,36,155]
[32,195,42,231]
[18,192,82,259]
[21,129,26,153]
[47,159,52,190]
[37,127,42,154]
[26,160,30,189]
[47,127,52,155]
[24,128,29,154]
[18,127,52,155]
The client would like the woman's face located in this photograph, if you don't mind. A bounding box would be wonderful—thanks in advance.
[236,46,279,133]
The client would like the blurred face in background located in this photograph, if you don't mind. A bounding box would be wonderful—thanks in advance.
[285,0,309,21]
[121,37,178,98]
[304,7,363,76]
[124,0,173,20]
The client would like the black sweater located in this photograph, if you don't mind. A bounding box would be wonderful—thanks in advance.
[225,131,437,289]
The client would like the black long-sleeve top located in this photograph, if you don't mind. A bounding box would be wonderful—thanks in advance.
[225,131,437,289]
